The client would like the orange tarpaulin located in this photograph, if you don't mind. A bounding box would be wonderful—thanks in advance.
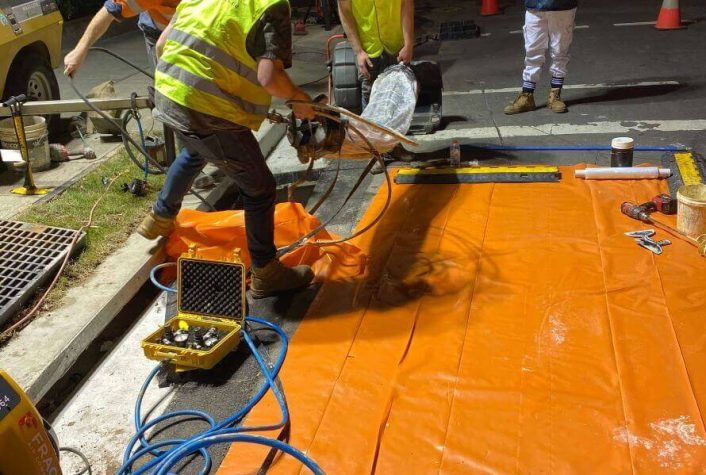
[166,202,366,281]
[217,166,706,474]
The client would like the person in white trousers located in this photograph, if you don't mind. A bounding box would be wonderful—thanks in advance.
[505,0,578,115]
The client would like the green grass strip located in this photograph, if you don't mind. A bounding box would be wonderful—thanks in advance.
[15,150,166,311]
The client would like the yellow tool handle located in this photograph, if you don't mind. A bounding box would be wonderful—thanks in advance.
[650,216,706,256]
[154,350,180,360]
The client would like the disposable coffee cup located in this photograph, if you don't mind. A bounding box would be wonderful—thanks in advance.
[611,137,634,168]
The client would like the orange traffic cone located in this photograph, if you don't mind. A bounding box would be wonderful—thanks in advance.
[655,0,684,30]
[480,0,500,16]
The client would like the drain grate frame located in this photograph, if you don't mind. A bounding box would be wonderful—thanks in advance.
[0,220,86,327]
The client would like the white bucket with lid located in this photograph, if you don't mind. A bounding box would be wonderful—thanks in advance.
[0,116,51,172]
[677,184,706,238]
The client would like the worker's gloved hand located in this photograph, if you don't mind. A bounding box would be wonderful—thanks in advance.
[357,51,374,80]
[64,47,88,77]
[397,44,413,64]
[291,89,315,120]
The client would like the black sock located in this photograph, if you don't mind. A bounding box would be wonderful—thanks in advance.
[522,80,536,93]
[550,77,565,89]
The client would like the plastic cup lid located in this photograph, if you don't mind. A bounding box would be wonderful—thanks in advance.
[612,137,634,149]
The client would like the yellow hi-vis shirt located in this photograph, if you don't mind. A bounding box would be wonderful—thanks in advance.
[352,0,404,58]
[155,0,286,130]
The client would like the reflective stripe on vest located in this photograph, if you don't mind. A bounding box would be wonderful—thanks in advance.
[352,0,404,58]
[156,0,284,130]
[156,61,268,117]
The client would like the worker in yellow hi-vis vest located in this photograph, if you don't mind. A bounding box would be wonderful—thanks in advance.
[338,0,415,110]
[137,0,317,298]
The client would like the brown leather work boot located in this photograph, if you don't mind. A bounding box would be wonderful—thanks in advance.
[250,259,315,299]
[548,87,568,113]
[504,91,536,115]
[137,210,175,240]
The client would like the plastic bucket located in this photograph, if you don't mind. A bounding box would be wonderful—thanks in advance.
[145,136,166,166]
[0,116,51,172]
[677,184,706,238]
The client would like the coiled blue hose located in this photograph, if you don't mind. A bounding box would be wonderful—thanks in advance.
[116,316,324,474]
[133,112,149,182]
[149,262,177,294]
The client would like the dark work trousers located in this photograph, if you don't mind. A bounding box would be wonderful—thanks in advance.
[153,129,277,268]
[360,51,398,110]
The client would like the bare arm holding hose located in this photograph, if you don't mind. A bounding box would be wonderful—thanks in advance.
[64,7,115,76]
[257,59,315,120]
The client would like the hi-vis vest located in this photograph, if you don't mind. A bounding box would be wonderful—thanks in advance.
[155,0,286,130]
[116,0,178,29]
[352,0,404,58]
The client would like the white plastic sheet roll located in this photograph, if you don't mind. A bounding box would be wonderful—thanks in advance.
[575,167,672,180]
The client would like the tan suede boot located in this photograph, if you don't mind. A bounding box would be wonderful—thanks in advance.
[504,91,536,115]
[548,87,568,113]
[250,259,315,299]
[137,210,175,240]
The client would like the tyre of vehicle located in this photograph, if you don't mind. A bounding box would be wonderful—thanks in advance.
[3,54,61,140]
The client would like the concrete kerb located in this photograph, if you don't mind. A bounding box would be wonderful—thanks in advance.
[0,121,286,401]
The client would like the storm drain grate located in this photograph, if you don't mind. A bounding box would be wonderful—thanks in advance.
[0,220,85,327]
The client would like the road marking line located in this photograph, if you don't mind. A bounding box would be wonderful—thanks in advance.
[443,81,680,97]
[614,19,693,27]
[614,21,656,26]
[510,24,589,34]
[412,120,706,142]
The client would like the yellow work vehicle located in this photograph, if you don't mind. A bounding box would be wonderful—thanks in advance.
[0,0,62,135]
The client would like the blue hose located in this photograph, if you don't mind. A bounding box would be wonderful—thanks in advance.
[149,263,177,294]
[481,145,688,152]
[117,315,323,475]
[133,111,149,182]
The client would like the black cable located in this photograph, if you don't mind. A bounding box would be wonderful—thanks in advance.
[276,125,386,256]
[88,47,154,80]
[293,48,327,56]
[297,73,330,88]
[308,158,340,215]
[42,418,93,475]
[67,77,214,210]
[122,110,164,175]
[59,447,93,475]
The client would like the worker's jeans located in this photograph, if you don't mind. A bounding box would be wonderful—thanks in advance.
[153,129,277,268]
[144,34,158,71]
[522,8,577,84]
[360,51,399,111]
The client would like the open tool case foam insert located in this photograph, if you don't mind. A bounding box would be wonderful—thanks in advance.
[142,250,246,371]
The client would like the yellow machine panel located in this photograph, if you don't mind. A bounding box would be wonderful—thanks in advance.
[0,370,61,475]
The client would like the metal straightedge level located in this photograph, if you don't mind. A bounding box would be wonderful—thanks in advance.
[395,165,562,185]
[0,95,179,164]
[0,97,152,117]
